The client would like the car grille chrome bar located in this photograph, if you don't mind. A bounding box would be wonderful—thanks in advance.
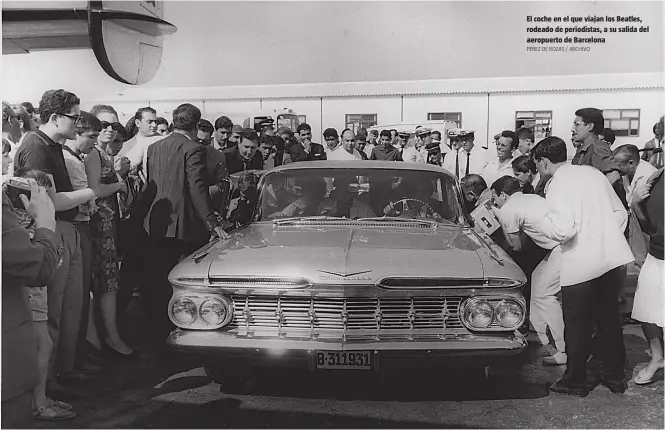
[230,296,465,337]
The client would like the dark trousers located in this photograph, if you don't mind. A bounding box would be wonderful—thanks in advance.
[144,237,201,343]
[74,222,92,368]
[561,267,626,388]
[1,389,32,429]
[117,218,150,318]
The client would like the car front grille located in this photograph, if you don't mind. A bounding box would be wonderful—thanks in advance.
[229,296,465,335]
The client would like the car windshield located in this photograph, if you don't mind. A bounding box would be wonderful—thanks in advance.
[256,167,465,224]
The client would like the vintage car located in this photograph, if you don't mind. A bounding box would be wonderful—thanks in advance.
[166,161,527,386]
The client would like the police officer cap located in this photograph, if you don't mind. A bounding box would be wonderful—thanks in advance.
[449,128,475,138]
[447,128,463,137]
[398,130,411,138]
[415,126,432,137]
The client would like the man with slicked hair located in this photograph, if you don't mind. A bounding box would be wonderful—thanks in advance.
[136,103,229,339]
[533,136,633,397]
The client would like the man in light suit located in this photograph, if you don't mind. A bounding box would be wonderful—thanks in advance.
[135,103,229,341]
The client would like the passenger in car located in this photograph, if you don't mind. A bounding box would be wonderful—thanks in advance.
[268,177,327,218]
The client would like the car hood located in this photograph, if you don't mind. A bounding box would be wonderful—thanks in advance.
[179,222,513,285]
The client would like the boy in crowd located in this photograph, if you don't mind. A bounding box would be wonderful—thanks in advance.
[8,168,76,421]
[511,155,538,194]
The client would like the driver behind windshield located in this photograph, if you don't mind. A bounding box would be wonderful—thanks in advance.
[383,176,445,219]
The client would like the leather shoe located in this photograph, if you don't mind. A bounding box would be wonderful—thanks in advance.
[601,379,627,394]
[543,352,567,366]
[548,379,589,397]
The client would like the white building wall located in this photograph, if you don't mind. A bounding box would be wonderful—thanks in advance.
[201,99,262,125]
[489,88,664,157]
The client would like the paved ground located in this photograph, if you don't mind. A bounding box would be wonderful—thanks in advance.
[34,266,663,429]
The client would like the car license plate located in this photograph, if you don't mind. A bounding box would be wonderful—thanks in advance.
[315,351,371,370]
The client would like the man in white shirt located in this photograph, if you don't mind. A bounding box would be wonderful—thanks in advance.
[364,129,378,158]
[614,144,658,269]
[442,128,490,179]
[613,144,658,207]
[323,128,339,153]
[117,107,162,174]
[516,127,535,157]
[484,130,519,186]
[491,175,565,365]
[533,136,633,397]
[327,128,362,161]
[403,127,429,163]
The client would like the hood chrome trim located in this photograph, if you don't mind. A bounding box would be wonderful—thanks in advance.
[376,277,485,290]
[207,276,312,289]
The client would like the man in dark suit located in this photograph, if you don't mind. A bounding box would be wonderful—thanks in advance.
[2,180,59,428]
[288,123,327,162]
[223,128,263,174]
[136,103,229,341]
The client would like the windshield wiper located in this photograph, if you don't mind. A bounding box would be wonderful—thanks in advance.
[356,216,438,226]
[272,216,344,225]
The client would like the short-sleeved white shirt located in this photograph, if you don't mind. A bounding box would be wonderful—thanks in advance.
[326,146,362,161]
[498,192,559,250]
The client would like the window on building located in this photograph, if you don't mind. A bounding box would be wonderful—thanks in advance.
[427,112,462,127]
[515,111,552,139]
[603,109,640,137]
[345,114,377,134]
[297,115,307,125]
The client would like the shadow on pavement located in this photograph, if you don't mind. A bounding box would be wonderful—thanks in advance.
[210,366,549,402]
[127,397,479,429]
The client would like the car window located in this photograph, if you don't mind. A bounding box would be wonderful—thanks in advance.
[257,168,464,223]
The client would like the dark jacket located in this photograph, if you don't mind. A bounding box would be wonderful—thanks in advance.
[287,141,327,162]
[2,193,59,401]
[137,132,219,247]
[223,145,264,174]
[202,145,230,213]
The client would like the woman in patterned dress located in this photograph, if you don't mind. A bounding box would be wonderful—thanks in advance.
[85,105,133,356]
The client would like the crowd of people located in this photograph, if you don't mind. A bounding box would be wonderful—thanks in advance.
[2,88,663,425]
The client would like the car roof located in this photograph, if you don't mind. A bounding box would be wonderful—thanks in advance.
[268,160,457,178]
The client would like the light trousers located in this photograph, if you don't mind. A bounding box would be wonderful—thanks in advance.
[530,245,565,352]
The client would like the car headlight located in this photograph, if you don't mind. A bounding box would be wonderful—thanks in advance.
[494,299,523,328]
[462,298,494,329]
[200,298,229,326]
[169,295,233,329]
[171,296,198,326]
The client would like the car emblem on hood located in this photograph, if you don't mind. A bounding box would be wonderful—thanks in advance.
[317,270,372,280]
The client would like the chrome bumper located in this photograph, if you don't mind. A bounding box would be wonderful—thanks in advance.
[166,329,527,369]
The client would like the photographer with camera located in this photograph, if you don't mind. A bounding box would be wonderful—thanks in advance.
[2,177,59,427]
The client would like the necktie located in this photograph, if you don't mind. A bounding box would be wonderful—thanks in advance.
[455,151,460,178]
[465,152,470,176]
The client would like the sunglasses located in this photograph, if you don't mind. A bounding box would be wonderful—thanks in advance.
[100,121,123,132]
[60,113,82,124]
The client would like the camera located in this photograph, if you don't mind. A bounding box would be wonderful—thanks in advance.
[6,176,32,210]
